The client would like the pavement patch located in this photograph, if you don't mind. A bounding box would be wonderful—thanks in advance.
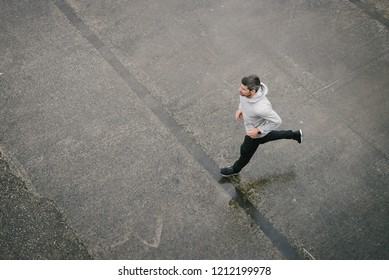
[0,150,92,259]
[350,0,389,28]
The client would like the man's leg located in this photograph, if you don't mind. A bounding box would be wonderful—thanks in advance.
[232,136,261,173]
[221,130,302,177]
[261,130,303,144]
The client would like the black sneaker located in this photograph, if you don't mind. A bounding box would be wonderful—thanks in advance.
[220,166,239,177]
[295,129,303,144]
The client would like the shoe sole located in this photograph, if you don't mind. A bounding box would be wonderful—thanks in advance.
[221,172,239,177]
[299,129,303,144]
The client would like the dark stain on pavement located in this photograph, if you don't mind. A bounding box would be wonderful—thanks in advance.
[0,151,92,259]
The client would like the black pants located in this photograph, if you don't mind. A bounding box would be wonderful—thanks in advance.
[233,130,296,172]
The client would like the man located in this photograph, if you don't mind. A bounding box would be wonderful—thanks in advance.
[220,74,303,177]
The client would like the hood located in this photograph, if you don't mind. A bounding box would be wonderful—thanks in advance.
[247,83,268,103]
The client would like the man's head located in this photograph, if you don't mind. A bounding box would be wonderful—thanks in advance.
[240,75,261,98]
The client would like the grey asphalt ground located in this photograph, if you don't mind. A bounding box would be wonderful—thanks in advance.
[0,0,388,260]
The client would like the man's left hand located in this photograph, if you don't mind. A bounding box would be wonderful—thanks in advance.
[246,128,260,138]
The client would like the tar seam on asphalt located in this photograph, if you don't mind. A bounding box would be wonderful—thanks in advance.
[349,0,389,28]
[51,0,302,260]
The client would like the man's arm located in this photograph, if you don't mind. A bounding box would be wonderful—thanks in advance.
[257,107,282,134]
[235,108,243,121]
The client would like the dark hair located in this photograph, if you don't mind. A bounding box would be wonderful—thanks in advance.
[241,75,263,92]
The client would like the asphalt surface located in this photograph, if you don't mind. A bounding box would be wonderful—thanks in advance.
[0,0,388,260]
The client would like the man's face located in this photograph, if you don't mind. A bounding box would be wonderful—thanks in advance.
[239,84,255,98]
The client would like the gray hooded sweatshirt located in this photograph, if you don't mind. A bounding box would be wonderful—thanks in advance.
[239,83,282,139]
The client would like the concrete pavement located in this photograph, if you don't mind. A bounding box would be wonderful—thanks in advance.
[0,0,388,259]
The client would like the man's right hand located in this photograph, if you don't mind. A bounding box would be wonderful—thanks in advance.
[235,109,243,121]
